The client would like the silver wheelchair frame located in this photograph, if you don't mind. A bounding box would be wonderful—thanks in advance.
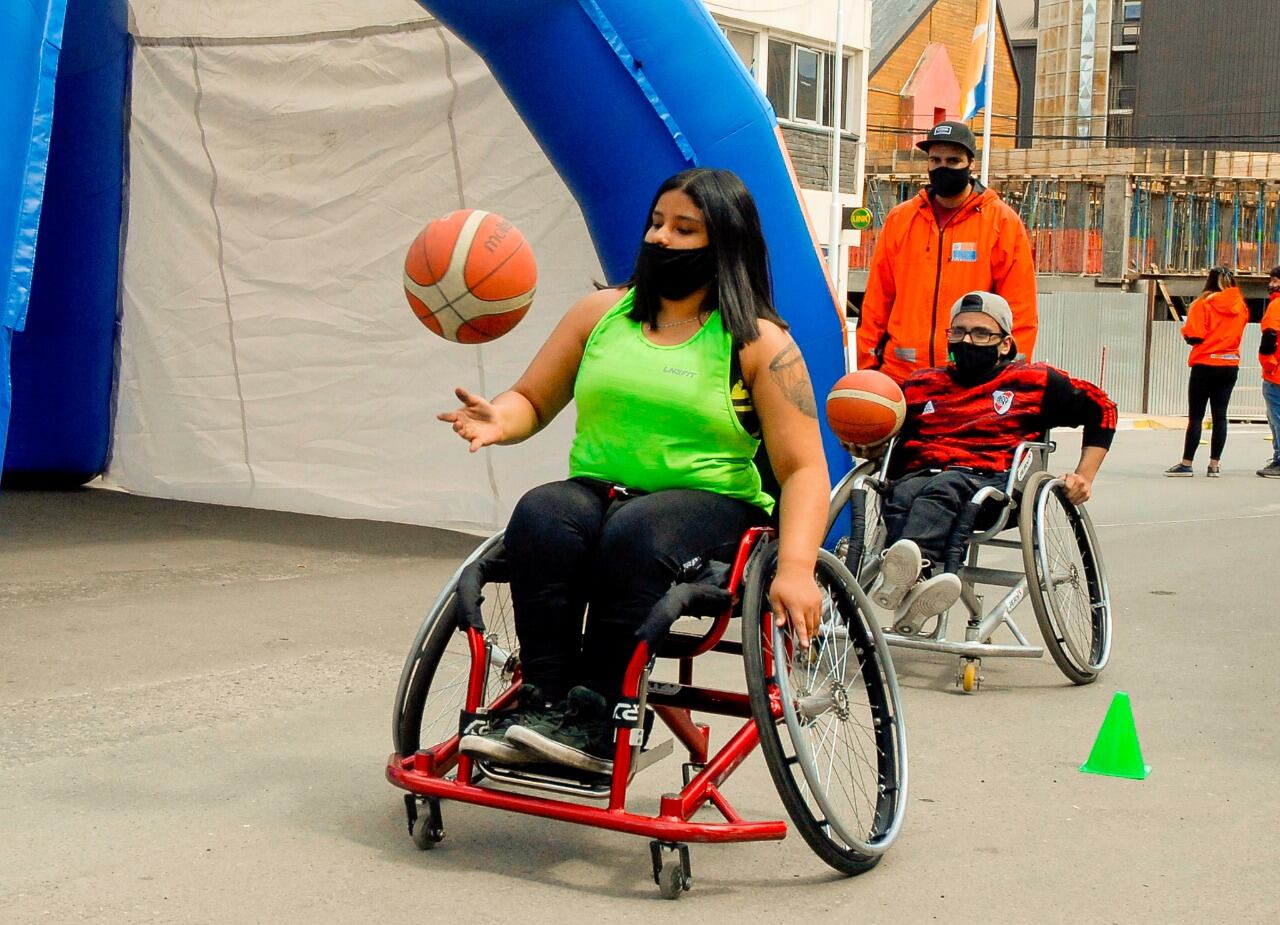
[827,431,1112,692]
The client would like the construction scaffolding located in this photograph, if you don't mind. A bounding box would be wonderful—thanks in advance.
[852,148,1280,279]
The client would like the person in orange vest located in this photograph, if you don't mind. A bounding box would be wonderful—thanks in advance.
[857,121,1037,384]
[1165,266,1250,477]
[1258,265,1280,478]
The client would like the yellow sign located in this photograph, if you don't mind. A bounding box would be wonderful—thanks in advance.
[848,207,873,230]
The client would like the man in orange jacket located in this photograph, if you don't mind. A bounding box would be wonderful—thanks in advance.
[857,122,1037,383]
[1259,265,1280,478]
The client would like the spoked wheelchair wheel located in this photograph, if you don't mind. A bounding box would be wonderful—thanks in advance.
[1019,472,1112,684]
[827,459,887,591]
[742,541,907,874]
[393,532,519,757]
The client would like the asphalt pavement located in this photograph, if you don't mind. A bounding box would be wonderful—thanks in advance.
[2,426,1277,924]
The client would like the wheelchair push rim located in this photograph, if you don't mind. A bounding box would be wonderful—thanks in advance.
[1020,473,1112,683]
[393,532,520,758]
[827,460,887,591]
[743,543,908,872]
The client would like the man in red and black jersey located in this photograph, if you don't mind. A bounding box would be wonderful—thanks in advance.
[870,291,1117,634]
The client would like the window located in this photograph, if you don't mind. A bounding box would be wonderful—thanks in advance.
[767,40,793,119]
[722,27,756,75]
[767,37,852,129]
[933,107,947,126]
[821,53,852,128]
[1123,1,1142,21]
[795,47,821,121]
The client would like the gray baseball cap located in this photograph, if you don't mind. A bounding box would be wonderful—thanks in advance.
[950,291,1012,334]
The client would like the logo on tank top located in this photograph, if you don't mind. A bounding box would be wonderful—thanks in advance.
[663,366,697,378]
[993,390,1014,415]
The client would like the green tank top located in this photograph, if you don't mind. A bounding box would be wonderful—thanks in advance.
[568,289,774,514]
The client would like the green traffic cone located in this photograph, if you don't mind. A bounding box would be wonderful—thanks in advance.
[1080,691,1151,780]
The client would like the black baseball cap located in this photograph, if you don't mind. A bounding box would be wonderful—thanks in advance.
[916,121,978,158]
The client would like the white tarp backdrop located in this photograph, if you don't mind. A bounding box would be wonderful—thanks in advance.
[110,13,602,532]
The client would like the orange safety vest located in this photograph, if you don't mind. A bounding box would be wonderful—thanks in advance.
[1181,288,1248,367]
[857,185,1038,384]
[1260,292,1280,385]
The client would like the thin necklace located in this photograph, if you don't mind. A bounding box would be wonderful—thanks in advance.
[654,312,707,330]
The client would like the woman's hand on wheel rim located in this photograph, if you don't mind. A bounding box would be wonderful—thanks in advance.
[769,569,823,649]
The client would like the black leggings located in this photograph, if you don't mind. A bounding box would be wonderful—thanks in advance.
[504,478,768,702]
[1182,364,1239,461]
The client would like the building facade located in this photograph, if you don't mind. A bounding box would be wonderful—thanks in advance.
[707,0,871,198]
[865,0,1021,164]
[1130,0,1280,153]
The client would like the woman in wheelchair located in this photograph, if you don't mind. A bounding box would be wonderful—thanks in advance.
[437,168,830,776]
[870,290,1117,634]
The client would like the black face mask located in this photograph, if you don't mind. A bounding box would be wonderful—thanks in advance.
[949,341,1003,383]
[638,242,716,300]
[929,166,972,199]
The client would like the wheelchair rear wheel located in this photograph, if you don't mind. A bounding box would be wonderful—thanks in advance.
[1019,472,1111,684]
[393,533,520,757]
[742,542,907,874]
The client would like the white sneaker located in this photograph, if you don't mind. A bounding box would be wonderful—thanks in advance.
[892,573,962,635]
[871,539,923,611]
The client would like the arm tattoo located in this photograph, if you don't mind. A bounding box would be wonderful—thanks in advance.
[767,341,818,418]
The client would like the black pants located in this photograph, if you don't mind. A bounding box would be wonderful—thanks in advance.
[883,470,1005,573]
[1183,364,1239,461]
[504,478,768,701]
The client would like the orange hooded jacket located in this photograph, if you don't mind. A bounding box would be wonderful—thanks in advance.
[1181,288,1248,367]
[1259,292,1280,385]
[857,185,1037,384]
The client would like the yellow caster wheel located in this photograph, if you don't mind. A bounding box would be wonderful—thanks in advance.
[960,660,980,693]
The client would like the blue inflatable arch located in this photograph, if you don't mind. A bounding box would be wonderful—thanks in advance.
[3,0,849,489]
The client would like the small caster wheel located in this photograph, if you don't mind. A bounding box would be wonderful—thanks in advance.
[960,659,980,693]
[650,840,691,899]
[408,796,444,850]
[411,814,444,850]
[658,858,687,900]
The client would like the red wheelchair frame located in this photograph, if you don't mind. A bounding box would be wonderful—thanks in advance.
[387,520,906,897]
[386,527,786,845]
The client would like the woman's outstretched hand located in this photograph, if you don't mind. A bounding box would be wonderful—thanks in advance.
[438,387,503,453]
[769,566,823,649]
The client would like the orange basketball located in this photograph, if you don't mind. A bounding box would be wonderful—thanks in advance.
[825,370,906,448]
[403,209,537,343]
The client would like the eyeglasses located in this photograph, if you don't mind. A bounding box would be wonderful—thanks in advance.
[945,327,1005,346]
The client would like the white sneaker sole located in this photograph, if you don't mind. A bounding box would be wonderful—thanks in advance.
[505,725,614,775]
[872,541,922,610]
[459,734,539,765]
[893,576,962,634]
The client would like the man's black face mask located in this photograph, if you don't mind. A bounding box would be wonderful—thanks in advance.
[949,341,1003,383]
[929,165,971,199]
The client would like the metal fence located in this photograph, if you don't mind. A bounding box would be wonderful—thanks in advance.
[1035,292,1146,412]
[1035,293,1267,418]
[1146,323,1265,419]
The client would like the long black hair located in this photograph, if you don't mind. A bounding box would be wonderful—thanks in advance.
[1204,265,1236,293]
[625,167,787,346]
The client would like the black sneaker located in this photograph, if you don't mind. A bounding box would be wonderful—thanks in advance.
[1163,463,1193,477]
[1257,462,1280,479]
[459,685,559,765]
[506,686,615,775]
